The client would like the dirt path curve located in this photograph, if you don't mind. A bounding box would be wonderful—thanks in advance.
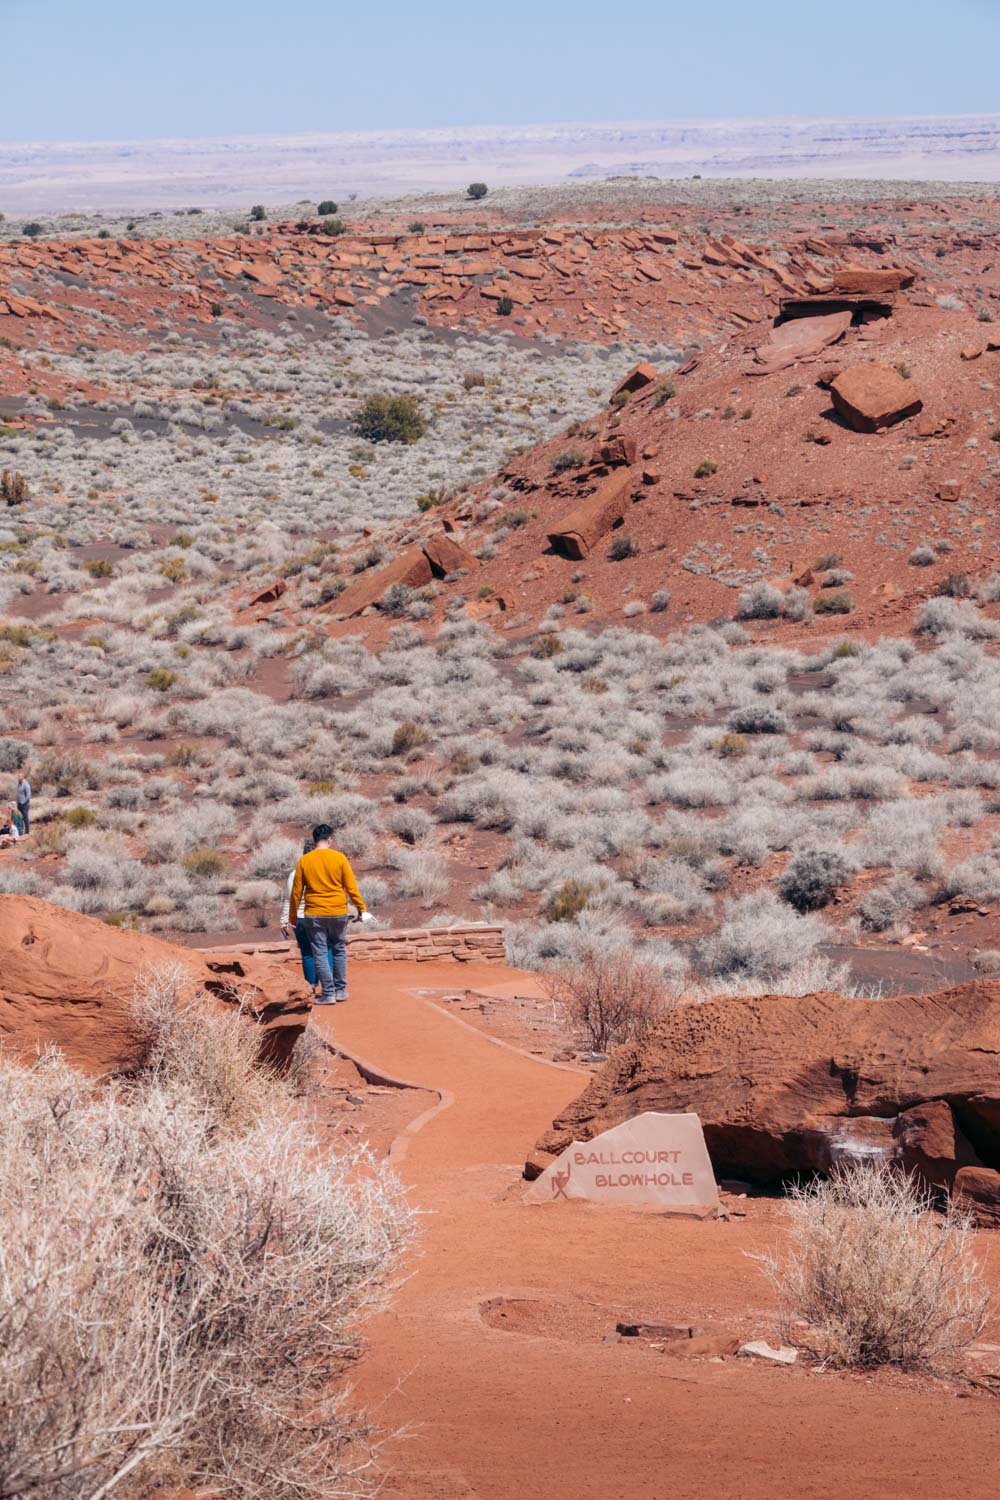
[315,962,1000,1500]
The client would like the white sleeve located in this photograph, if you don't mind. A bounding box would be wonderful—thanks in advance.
[282,869,295,927]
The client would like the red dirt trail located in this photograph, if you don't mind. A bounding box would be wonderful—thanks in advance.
[314,963,1000,1500]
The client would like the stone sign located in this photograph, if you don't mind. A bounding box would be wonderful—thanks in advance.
[525,1112,719,1210]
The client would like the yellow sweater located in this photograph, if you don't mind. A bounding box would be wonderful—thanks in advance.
[289,848,366,921]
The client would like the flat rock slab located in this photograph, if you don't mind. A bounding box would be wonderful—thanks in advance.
[831,363,923,432]
[525,1111,719,1209]
[751,310,851,376]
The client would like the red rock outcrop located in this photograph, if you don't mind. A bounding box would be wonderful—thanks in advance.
[547,468,636,560]
[533,983,1000,1188]
[0,896,310,1073]
[831,363,923,431]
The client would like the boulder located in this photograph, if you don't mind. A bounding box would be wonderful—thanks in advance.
[248,578,287,607]
[534,982,1000,1186]
[321,546,433,618]
[547,469,635,560]
[422,532,480,577]
[953,1167,1000,1227]
[750,311,852,376]
[597,435,638,467]
[0,896,310,1074]
[831,364,923,432]
[611,363,657,400]
[832,266,915,294]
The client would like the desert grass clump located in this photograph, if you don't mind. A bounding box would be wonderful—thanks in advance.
[542,944,672,1052]
[0,968,413,1500]
[754,1160,989,1369]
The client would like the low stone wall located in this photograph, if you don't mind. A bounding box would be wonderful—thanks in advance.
[346,924,507,964]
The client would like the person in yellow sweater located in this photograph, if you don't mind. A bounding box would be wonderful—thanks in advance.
[287,823,372,1004]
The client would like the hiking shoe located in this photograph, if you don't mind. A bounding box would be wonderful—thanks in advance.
[334,991,349,1002]
[313,994,340,1006]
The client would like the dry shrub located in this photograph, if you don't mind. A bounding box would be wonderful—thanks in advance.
[754,1161,989,1369]
[128,960,283,1133]
[0,966,413,1500]
[542,944,672,1052]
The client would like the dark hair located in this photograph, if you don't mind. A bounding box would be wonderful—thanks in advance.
[312,823,334,844]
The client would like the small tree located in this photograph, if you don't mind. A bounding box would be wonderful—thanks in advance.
[21,222,43,239]
[352,394,426,445]
[542,945,672,1052]
[754,1161,989,1369]
[317,199,338,215]
[249,204,266,221]
[467,182,488,200]
[496,294,513,317]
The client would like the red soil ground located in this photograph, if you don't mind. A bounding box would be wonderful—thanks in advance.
[313,961,1000,1500]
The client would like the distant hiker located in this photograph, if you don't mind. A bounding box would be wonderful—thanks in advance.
[15,774,30,835]
[280,837,324,994]
[0,813,19,849]
[288,823,372,1005]
[9,804,24,837]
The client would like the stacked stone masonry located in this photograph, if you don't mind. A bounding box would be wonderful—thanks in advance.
[346,924,507,963]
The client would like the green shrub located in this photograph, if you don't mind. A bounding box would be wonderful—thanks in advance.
[317,199,338,216]
[60,806,98,829]
[694,460,718,478]
[608,532,639,561]
[408,221,426,234]
[653,381,676,407]
[249,204,266,221]
[497,295,513,317]
[467,182,488,200]
[391,721,431,756]
[180,846,228,878]
[22,222,43,239]
[814,592,854,616]
[531,633,564,660]
[352,395,426,445]
[937,571,971,598]
[85,558,113,579]
[146,668,179,692]
[551,446,586,473]
[543,879,592,923]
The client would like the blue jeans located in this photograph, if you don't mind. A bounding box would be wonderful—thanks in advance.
[295,918,319,987]
[18,802,28,835]
[303,914,349,999]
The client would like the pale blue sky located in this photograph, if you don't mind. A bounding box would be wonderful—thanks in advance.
[1,0,997,143]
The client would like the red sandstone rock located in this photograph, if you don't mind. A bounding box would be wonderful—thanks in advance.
[597,435,638,467]
[832,266,915,294]
[830,364,923,432]
[322,547,434,618]
[248,578,287,606]
[534,983,1000,1184]
[954,1166,1000,1226]
[611,363,657,400]
[938,480,962,502]
[0,896,308,1073]
[547,469,635,560]
[422,532,480,576]
[751,310,852,376]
